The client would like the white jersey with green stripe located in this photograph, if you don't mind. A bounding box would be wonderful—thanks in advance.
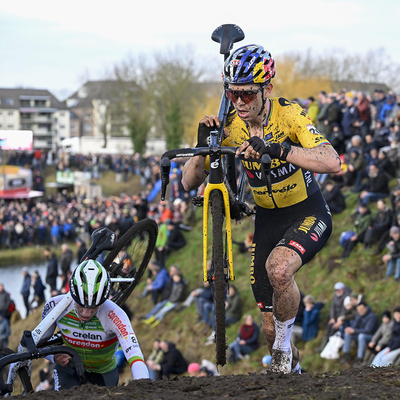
[41,295,148,379]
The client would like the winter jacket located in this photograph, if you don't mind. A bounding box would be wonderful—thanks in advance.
[20,274,31,296]
[371,320,394,347]
[60,249,73,275]
[225,291,243,321]
[353,210,373,237]
[341,106,359,138]
[236,322,260,351]
[160,343,188,375]
[302,302,324,341]
[330,286,351,320]
[364,171,389,195]
[350,306,379,336]
[307,101,319,125]
[386,320,400,351]
[45,256,58,289]
[0,317,11,341]
[0,290,11,314]
[322,185,345,212]
[167,279,186,304]
[151,268,170,292]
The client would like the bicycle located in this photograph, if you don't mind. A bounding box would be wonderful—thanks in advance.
[159,24,272,366]
[0,218,157,396]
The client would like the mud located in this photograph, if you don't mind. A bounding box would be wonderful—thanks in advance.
[12,366,400,399]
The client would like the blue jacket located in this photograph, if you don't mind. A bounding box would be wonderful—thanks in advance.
[151,268,169,291]
[237,322,260,351]
[350,306,379,335]
[387,320,400,351]
[20,274,31,296]
[302,302,324,341]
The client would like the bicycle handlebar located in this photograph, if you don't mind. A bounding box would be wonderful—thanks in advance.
[0,345,84,395]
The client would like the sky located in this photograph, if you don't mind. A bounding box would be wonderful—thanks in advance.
[0,0,399,101]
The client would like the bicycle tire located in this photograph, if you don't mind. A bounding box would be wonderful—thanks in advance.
[102,218,158,307]
[210,191,228,366]
[0,348,33,396]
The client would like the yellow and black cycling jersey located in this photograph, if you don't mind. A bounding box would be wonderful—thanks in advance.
[214,97,332,209]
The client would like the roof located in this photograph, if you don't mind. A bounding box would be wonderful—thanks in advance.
[67,80,142,109]
[0,88,67,110]
[330,80,391,94]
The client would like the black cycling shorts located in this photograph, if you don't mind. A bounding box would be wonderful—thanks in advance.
[251,191,332,312]
[54,362,119,390]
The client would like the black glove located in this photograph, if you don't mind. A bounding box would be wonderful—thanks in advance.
[247,136,281,159]
[196,123,214,148]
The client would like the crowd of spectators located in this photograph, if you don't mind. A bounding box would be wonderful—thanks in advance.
[2,86,400,381]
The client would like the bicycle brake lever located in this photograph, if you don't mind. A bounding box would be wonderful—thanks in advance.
[160,158,171,201]
[261,154,273,197]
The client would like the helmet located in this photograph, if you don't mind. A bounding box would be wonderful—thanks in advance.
[69,260,111,308]
[223,44,275,85]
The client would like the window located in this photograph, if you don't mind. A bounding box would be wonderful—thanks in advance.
[84,123,92,132]
[5,98,14,106]
[8,111,14,116]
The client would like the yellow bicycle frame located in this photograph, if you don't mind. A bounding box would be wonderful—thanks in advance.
[202,182,235,282]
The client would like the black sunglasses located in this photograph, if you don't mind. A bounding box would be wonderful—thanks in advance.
[225,85,266,104]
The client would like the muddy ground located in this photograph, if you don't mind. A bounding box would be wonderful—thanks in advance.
[10,366,400,399]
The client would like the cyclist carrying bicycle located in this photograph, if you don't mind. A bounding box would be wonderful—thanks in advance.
[182,44,341,374]
[39,260,149,390]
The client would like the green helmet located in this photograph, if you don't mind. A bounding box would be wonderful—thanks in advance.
[69,260,111,308]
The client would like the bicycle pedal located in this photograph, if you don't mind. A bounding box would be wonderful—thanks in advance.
[192,196,204,207]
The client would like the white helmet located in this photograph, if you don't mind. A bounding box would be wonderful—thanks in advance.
[69,260,111,308]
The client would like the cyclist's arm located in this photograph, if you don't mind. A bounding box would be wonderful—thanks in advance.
[104,302,149,379]
[182,114,224,191]
[280,144,341,174]
[182,157,207,191]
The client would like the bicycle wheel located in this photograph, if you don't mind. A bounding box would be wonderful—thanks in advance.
[0,348,33,396]
[102,218,158,307]
[210,190,228,366]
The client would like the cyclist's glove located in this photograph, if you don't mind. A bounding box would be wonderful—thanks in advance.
[196,123,214,148]
[247,136,281,159]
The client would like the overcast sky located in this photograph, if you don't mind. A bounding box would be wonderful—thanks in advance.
[0,0,399,100]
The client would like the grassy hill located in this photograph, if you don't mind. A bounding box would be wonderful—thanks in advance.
[4,177,398,391]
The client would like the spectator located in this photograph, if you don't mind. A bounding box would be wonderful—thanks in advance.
[380,94,396,126]
[141,271,187,327]
[327,122,345,155]
[146,339,164,381]
[382,226,400,282]
[305,96,319,125]
[20,267,31,318]
[341,93,359,141]
[377,149,396,180]
[356,91,371,137]
[75,238,87,264]
[157,341,188,379]
[340,301,379,366]
[363,310,393,366]
[142,261,169,305]
[364,199,392,251]
[154,216,168,266]
[316,91,329,136]
[228,314,260,363]
[44,247,58,292]
[316,282,351,352]
[0,283,12,319]
[371,306,400,367]
[119,208,135,238]
[35,359,54,391]
[165,220,186,256]
[187,360,219,377]
[31,270,46,310]
[59,244,73,289]
[291,295,323,344]
[321,181,346,214]
[205,285,243,345]
[336,295,358,337]
[324,94,340,137]
[341,203,373,259]
[371,89,386,123]
[342,149,366,192]
[0,313,11,348]
[233,232,254,254]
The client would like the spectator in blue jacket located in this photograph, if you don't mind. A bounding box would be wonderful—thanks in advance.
[291,295,324,344]
[228,314,260,363]
[142,261,170,305]
[341,301,379,365]
[371,306,400,367]
[380,95,396,126]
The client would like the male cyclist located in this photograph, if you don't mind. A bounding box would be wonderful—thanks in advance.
[40,260,149,390]
[182,44,341,374]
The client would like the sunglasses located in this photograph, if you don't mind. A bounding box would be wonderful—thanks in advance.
[225,85,266,104]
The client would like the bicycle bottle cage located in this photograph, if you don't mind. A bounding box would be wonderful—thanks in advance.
[80,227,117,263]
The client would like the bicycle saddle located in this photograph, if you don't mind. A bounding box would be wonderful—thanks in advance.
[79,227,117,263]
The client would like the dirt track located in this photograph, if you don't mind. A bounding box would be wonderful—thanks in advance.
[11,366,400,399]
